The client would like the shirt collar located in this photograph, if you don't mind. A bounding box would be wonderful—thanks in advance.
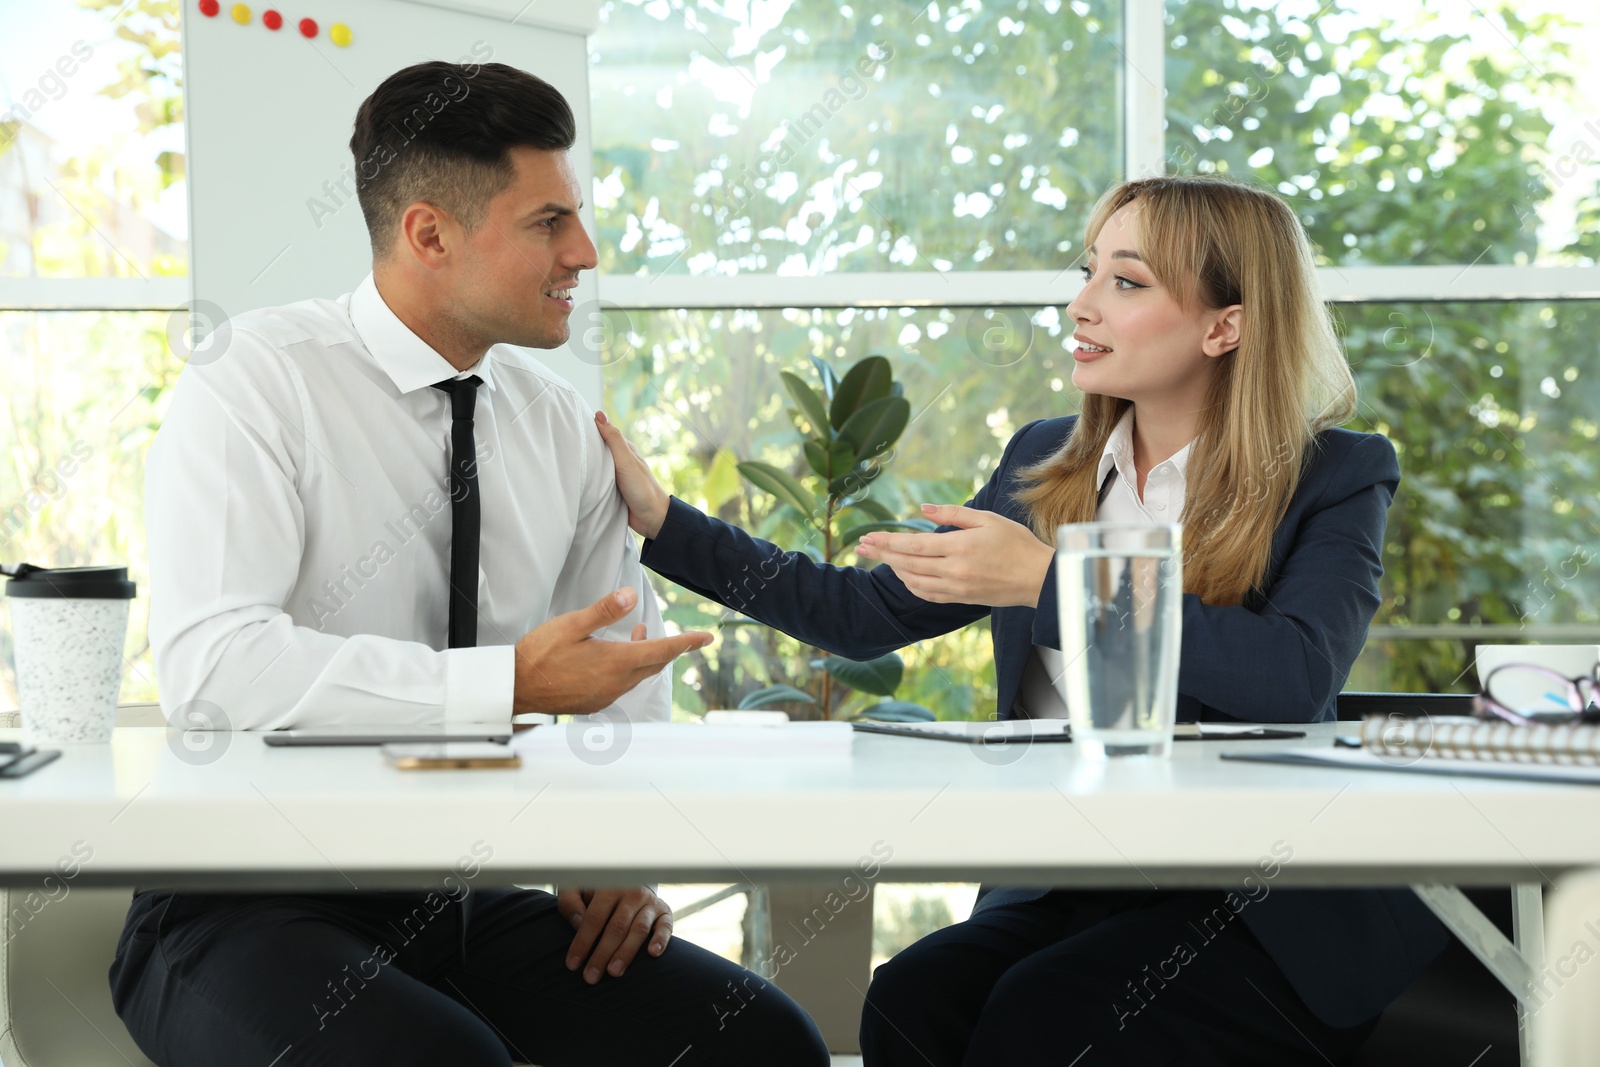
[349,273,497,395]
[1096,409,1194,487]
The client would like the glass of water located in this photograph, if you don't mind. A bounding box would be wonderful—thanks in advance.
[1055,522,1183,759]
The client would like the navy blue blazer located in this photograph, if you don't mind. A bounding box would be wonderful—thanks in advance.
[640,415,1446,1028]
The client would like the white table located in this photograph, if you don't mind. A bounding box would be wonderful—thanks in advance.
[2,722,1595,1065]
[0,722,1589,888]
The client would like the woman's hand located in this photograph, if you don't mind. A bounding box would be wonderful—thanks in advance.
[855,504,1054,608]
[594,411,670,540]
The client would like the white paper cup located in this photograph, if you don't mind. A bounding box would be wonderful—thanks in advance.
[4,565,137,744]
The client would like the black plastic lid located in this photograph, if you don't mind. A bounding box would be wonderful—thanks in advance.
[2,563,136,600]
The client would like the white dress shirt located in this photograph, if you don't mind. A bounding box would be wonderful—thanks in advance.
[1020,410,1192,717]
[145,274,668,730]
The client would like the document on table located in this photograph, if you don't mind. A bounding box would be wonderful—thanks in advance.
[851,720,1072,743]
[1221,746,1600,786]
[851,721,1305,743]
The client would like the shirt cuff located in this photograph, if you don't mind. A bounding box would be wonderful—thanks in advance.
[445,645,516,726]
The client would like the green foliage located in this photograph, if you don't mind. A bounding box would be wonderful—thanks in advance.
[591,3,1123,275]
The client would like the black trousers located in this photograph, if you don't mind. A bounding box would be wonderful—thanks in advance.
[860,889,1379,1067]
[109,887,828,1067]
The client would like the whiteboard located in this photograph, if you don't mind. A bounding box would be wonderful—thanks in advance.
[182,0,604,405]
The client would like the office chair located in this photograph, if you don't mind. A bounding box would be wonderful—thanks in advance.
[1334,691,1522,1067]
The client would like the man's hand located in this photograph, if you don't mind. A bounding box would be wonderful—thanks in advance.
[513,588,711,715]
[855,504,1054,608]
[557,886,673,984]
[594,410,670,540]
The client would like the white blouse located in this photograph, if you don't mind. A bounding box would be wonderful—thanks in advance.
[1019,411,1192,718]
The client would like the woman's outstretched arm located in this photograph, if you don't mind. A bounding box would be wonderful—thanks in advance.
[594,411,1027,660]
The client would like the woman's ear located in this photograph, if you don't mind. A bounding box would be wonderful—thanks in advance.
[1202,304,1243,358]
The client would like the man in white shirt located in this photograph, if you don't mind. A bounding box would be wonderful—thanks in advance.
[109,60,827,1067]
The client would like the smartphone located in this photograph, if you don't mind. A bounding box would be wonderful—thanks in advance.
[0,749,60,778]
[381,742,522,770]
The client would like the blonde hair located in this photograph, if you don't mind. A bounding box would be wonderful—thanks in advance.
[1016,175,1356,606]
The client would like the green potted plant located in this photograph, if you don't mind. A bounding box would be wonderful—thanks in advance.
[730,355,938,722]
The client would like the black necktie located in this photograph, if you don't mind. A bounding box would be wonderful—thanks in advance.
[432,374,482,961]
[431,375,482,649]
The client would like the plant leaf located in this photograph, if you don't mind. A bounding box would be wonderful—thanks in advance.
[737,461,816,518]
[840,496,896,522]
[856,701,937,722]
[829,355,894,430]
[812,652,904,697]
[781,371,832,437]
[837,395,911,461]
[738,684,818,709]
[837,519,939,550]
[804,439,858,479]
[803,440,832,478]
[809,355,840,401]
[830,472,871,497]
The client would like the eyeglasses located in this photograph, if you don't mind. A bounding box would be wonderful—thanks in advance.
[1473,663,1600,726]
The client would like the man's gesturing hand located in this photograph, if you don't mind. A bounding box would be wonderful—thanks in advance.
[557,886,673,984]
[512,588,711,715]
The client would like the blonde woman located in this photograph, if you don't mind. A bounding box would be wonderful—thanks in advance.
[596,175,1445,1065]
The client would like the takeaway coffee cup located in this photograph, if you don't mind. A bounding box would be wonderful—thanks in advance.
[3,563,137,743]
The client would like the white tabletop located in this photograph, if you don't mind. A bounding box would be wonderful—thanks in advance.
[1,723,1596,890]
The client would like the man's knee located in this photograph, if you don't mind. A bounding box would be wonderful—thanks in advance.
[704,974,828,1067]
[375,1018,513,1067]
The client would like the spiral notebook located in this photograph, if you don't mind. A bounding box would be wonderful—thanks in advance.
[1222,746,1600,786]
[1359,714,1600,766]
[1222,714,1600,786]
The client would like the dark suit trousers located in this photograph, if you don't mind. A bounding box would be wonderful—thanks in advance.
[109,887,827,1067]
[860,889,1379,1067]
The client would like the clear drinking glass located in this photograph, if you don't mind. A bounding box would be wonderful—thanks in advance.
[1056,522,1183,759]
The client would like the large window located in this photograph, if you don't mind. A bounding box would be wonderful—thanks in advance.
[0,0,185,279]
[591,0,1600,715]
[3,0,1598,713]
[0,0,184,711]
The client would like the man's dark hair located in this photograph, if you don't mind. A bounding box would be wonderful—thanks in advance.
[349,61,576,256]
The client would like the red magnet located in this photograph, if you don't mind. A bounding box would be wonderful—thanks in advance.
[262,9,282,28]
[298,17,318,37]
[198,0,219,15]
